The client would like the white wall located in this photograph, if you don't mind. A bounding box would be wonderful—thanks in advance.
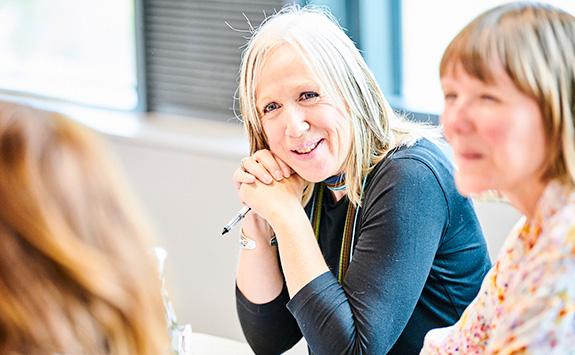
[105,117,251,342]
[472,200,522,261]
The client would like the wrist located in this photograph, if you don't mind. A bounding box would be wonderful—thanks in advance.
[241,213,273,240]
[240,228,277,249]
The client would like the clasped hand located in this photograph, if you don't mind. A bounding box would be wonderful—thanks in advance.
[233,149,305,225]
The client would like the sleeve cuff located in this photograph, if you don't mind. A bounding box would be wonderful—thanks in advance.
[236,283,291,317]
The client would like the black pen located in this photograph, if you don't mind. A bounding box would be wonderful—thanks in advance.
[221,205,251,235]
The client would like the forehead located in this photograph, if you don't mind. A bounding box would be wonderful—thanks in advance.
[255,44,318,97]
[442,56,504,87]
[261,44,305,73]
[444,61,523,97]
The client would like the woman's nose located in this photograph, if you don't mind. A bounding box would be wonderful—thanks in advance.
[284,106,310,137]
[442,101,472,139]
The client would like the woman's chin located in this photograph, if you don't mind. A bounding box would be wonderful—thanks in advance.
[455,177,491,198]
[293,169,331,183]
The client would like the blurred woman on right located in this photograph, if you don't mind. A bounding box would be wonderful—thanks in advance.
[421,2,575,353]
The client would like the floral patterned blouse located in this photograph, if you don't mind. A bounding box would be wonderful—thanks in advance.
[420,181,575,354]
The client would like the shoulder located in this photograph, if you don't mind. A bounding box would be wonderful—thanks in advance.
[365,138,480,227]
[387,137,454,175]
[542,186,575,251]
[367,138,455,198]
[362,139,453,215]
[513,190,575,297]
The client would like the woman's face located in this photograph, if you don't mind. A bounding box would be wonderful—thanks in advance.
[255,44,351,182]
[441,61,547,199]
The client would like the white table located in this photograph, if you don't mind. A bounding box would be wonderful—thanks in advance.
[190,332,254,354]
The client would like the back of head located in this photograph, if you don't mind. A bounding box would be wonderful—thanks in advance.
[440,1,575,189]
[0,101,169,354]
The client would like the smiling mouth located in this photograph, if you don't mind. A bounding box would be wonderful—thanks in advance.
[293,139,322,154]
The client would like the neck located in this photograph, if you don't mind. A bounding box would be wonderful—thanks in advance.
[503,180,547,220]
[330,189,347,202]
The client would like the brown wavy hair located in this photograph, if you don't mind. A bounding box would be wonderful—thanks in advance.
[0,101,169,354]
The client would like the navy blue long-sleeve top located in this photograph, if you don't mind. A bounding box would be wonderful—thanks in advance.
[236,138,491,354]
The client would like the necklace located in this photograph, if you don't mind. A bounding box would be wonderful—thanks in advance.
[323,172,346,191]
[309,174,368,283]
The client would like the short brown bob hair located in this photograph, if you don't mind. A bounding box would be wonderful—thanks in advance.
[440,2,575,190]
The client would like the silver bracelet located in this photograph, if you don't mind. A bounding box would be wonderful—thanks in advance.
[240,229,277,249]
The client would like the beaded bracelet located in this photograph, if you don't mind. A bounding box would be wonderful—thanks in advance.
[240,229,277,249]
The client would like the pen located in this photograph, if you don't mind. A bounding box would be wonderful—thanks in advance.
[221,205,251,235]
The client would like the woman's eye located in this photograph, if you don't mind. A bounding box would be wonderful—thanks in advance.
[300,92,319,101]
[444,93,457,101]
[480,94,498,102]
[263,102,279,114]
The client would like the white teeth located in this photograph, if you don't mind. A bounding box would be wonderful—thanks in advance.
[296,141,318,154]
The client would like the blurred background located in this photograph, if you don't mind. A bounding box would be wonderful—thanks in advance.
[0,0,572,352]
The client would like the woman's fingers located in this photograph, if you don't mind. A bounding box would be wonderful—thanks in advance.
[277,159,294,178]
[242,155,274,184]
[238,173,305,223]
[233,167,256,192]
[237,149,295,187]
[252,150,294,180]
[253,150,282,181]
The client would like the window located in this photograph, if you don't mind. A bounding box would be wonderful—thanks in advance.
[1,1,574,122]
[401,0,575,115]
[299,0,410,117]
[0,0,138,110]
[305,0,575,121]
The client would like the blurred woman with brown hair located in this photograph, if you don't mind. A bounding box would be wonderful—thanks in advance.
[0,101,170,354]
[422,2,575,353]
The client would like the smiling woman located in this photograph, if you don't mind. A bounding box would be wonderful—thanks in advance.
[256,44,352,184]
[231,4,492,354]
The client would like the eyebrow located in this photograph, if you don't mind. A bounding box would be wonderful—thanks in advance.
[256,81,321,107]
